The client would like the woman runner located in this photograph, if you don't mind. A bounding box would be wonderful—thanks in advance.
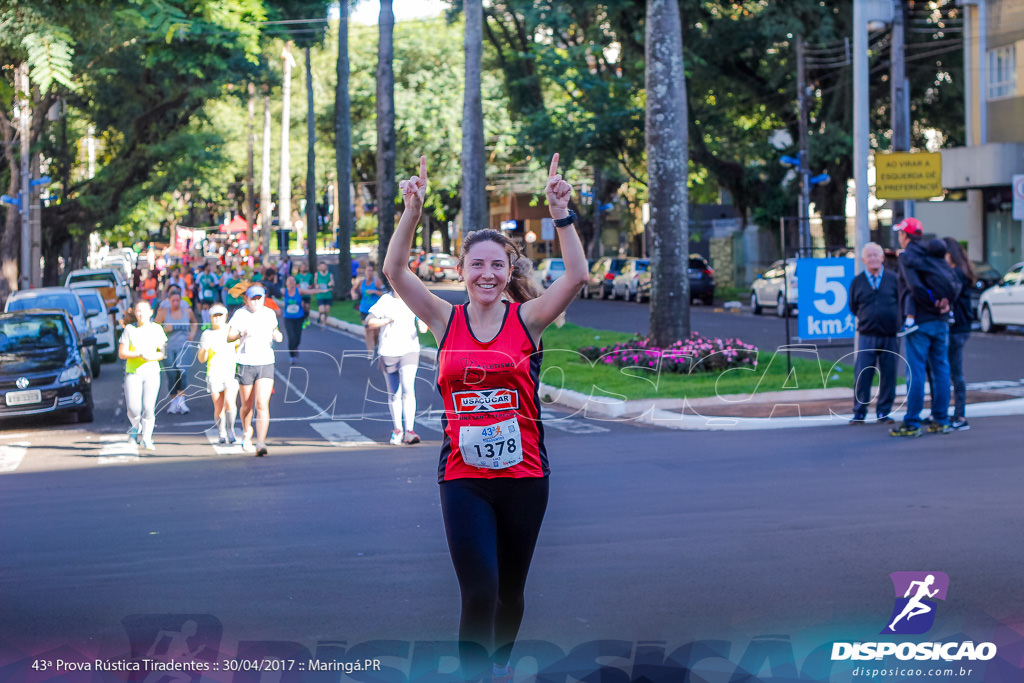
[314,261,335,328]
[119,300,167,452]
[198,304,239,444]
[154,287,197,415]
[227,284,283,457]
[280,275,324,363]
[383,154,588,682]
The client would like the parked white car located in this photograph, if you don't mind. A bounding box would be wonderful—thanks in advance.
[611,258,650,301]
[73,288,118,362]
[977,261,1024,332]
[65,268,132,320]
[533,258,566,289]
[751,260,798,317]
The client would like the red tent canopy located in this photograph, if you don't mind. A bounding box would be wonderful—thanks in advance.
[220,215,249,233]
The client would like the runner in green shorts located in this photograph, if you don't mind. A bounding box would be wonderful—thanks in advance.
[314,262,334,328]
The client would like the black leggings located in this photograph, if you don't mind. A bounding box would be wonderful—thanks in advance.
[283,316,303,358]
[439,476,549,678]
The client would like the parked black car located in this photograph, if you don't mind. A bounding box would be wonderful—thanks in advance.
[634,254,716,305]
[0,309,95,424]
[688,254,716,305]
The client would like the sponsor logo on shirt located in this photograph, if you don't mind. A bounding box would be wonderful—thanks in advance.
[453,389,519,413]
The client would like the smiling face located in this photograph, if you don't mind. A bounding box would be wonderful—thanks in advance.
[460,238,512,305]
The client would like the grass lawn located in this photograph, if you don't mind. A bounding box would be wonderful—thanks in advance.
[538,323,856,401]
[332,300,859,401]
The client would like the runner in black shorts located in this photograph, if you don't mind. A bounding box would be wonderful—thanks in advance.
[226,284,283,456]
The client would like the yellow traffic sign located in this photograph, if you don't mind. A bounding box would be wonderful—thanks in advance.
[874,152,943,200]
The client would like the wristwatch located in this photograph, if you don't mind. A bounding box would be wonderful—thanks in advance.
[553,210,577,228]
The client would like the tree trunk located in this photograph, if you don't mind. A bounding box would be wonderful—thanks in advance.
[335,0,354,297]
[1,96,22,306]
[646,0,690,347]
[280,41,295,260]
[376,1,396,269]
[246,82,256,248]
[305,47,318,276]
[260,89,273,261]
[461,0,488,236]
[591,166,604,258]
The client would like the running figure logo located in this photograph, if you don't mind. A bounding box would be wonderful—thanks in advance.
[882,571,949,635]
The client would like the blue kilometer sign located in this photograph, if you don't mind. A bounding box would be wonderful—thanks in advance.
[796,258,856,340]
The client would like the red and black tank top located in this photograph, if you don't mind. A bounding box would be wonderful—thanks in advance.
[436,301,548,482]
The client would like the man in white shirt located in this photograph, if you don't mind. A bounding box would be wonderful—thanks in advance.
[227,284,283,456]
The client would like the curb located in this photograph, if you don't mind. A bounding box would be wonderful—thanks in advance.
[325,316,1024,430]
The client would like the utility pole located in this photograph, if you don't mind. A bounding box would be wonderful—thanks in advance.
[796,35,812,257]
[246,82,256,249]
[890,0,912,245]
[18,64,33,290]
[280,42,296,260]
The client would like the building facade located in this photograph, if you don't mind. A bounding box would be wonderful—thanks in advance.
[942,0,1024,274]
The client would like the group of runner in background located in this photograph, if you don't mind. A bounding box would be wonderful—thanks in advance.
[120,256,337,455]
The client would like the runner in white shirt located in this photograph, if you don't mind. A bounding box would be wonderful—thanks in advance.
[227,284,282,456]
[119,300,166,451]
[198,304,239,444]
[366,290,425,445]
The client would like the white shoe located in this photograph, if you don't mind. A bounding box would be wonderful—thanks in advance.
[178,398,189,414]
[241,439,256,453]
[167,399,179,415]
[142,439,156,451]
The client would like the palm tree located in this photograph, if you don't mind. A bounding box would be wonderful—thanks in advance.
[376,0,396,269]
[305,46,318,274]
[335,0,354,296]
[280,40,296,258]
[646,0,690,346]
[461,0,487,236]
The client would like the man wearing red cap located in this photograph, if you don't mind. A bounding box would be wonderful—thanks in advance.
[890,217,954,437]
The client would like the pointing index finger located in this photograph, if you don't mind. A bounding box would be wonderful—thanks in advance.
[549,153,559,179]
[420,155,427,184]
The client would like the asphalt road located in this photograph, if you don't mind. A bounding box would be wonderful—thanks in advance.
[1,303,1022,683]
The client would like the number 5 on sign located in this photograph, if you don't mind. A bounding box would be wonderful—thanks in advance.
[796,258,855,340]
[814,265,848,314]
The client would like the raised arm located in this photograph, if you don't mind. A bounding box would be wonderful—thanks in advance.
[521,153,589,339]
[382,155,451,338]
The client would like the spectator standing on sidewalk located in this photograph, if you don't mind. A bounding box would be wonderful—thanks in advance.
[943,237,976,431]
[890,218,954,438]
[848,242,900,425]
